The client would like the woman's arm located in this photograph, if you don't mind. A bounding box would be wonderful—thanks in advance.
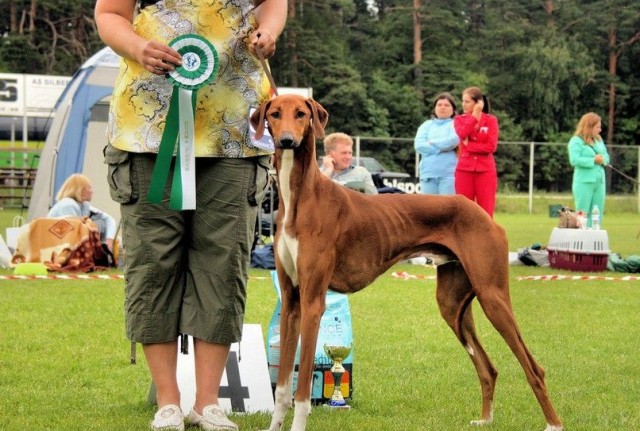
[94,0,181,75]
[454,114,478,140]
[414,121,434,154]
[93,209,118,241]
[250,0,288,58]
[597,140,611,166]
[568,137,597,168]
[467,115,498,154]
[429,122,460,152]
[89,206,118,251]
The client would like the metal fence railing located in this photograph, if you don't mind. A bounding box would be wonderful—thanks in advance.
[2,141,639,212]
[351,138,640,213]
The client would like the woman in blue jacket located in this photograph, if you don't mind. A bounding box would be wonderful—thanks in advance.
[568,112,610,227]
[414,92,460,195]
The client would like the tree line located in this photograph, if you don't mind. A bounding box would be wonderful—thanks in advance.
[1,0,638,192]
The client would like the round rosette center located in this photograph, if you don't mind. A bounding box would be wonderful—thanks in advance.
[167,34,218,90]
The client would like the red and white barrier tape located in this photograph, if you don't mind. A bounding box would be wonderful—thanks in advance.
[6,271,633,282]
[391,271,639,282]
[0,273,125,280]
[516,274,640,282]
[0,274,270,281]
[391,271,436,281]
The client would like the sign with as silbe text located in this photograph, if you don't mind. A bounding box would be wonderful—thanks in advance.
[148,324,275,415]
[0,73,70,117]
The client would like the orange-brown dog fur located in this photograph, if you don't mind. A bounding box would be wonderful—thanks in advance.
[250,94,563,431]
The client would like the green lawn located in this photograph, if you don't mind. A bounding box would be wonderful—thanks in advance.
[0,265,638,431]
[0,140,41,169]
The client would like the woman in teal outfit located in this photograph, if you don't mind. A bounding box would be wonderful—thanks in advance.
[568,112,610,227]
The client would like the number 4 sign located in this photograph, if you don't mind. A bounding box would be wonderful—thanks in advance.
[148,324,275,415]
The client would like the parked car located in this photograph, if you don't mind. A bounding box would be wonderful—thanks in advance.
[314,155,411,193]
[354,157,410,179]
[316,156,410,179]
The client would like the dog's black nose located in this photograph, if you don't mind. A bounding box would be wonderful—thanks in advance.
[279,137,295,149]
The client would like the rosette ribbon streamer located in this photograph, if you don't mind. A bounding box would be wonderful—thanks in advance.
[147,34,218,210]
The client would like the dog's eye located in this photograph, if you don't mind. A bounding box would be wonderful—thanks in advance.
[295,111,307,119]
[269,111,281,119]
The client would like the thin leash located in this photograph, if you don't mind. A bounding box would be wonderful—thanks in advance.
[607,164,639,184]
[248,1,279,96]
[586,143,638,184]
[606,163,640,240]
[255,46,279,96]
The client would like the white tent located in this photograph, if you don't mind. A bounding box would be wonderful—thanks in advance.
[27,47,121,221]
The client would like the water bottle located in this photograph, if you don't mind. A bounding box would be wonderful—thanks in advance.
[591,205,600,230]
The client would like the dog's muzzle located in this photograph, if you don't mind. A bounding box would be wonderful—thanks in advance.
[277,132,299,149]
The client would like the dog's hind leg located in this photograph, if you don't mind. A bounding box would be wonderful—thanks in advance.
[265,275,301,431]
[436,261,498,426]
[473,277,564,430]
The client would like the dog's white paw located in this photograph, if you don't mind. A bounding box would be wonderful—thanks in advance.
[469,418,492,426]
[544,425,564,431]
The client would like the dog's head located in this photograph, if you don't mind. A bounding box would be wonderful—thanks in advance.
[250,94,329,150]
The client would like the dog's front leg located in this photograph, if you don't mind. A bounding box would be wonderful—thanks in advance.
[264,274,301,431]
[290,288,327,431]
[267,381,294,431]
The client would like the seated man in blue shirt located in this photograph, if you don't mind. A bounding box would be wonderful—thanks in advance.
[319,132,378,195]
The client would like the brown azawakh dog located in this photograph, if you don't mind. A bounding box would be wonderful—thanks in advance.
[250,94,563,431]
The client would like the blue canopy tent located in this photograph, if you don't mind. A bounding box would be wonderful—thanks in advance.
[27,47,121,221]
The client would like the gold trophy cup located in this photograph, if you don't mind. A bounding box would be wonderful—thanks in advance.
[323,344,352,409]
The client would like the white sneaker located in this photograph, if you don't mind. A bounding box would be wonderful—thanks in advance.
[151,404,185,431]
[188,405,238,431]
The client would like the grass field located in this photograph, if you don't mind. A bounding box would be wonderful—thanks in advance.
[0,264,638,431]
[0,140,41,169]
[0,197,639,430]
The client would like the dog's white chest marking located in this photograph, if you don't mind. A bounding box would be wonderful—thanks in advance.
[277,150,299,286]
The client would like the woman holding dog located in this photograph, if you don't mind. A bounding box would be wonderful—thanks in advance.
[94,1,286,430]
[414,92,460,195]
[453,86,500,216]
[568,112,610,227]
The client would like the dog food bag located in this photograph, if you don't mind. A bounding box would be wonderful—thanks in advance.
[267,271,354,403]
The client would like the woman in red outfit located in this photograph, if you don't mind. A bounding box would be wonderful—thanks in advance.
[453,86,500,216]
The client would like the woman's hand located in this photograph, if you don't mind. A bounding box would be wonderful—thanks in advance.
[472,99,484,116]
[95,0,182,74]
[249,27,277,59]
[136,39,182,75]
[594,154,604,165]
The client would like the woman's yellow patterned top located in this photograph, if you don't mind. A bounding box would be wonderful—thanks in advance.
[107,0,273,158]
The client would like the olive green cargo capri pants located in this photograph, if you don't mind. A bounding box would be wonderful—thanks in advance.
[104,144,270,345]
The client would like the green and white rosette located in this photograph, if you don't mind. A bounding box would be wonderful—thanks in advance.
[148,34,219,210]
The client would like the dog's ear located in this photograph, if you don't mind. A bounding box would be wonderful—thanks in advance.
[250,100,271,139]
[307,98,329,139]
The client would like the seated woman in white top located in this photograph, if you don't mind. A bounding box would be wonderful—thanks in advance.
[47,173,117,251]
